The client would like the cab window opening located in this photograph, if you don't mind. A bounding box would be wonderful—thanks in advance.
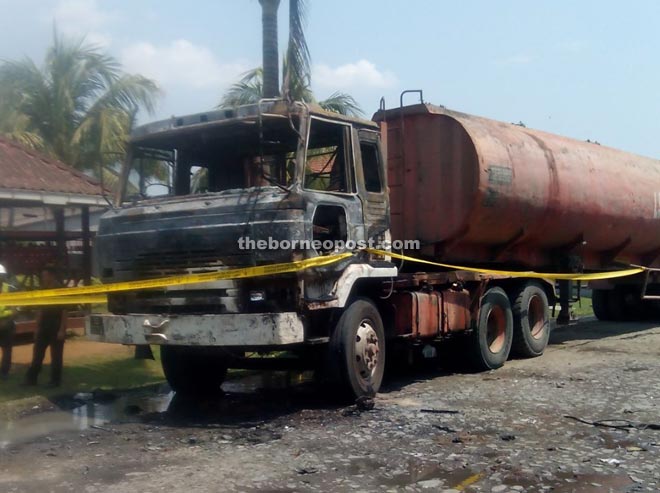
[304,118,352,193]
[127,116,300,198]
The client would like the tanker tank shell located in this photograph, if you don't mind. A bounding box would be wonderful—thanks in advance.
[377,103,660,270]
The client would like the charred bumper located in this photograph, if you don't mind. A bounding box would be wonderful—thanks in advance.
[86,312,304,346]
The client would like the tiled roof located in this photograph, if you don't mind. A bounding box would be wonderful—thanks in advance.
[0,136,104,196]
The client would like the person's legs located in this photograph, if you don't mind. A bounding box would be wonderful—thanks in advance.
[0,320,15,379]
[25,329,49,385]
[49,339,64,386]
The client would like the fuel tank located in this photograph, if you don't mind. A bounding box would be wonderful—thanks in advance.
[375,104,660,270]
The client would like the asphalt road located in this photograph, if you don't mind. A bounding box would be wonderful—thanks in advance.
[1,317,659,492]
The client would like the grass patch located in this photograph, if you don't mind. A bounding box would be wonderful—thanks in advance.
[571,295,594,317]
[0,343,164,405]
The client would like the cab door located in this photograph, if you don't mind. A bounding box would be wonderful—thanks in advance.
[303,117,363,252]
[354,129,390,243]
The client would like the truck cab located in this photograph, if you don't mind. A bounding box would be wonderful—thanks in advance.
[89,100,397,396]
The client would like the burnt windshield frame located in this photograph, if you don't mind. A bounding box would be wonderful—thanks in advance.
[118,146,175,202]
[124,115,302,199]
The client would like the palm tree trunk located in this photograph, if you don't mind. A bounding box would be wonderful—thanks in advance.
[259,0,281,98]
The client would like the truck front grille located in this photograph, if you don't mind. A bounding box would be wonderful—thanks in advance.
[113,249,254,278]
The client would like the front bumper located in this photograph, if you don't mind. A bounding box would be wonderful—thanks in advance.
[86,312,305,346]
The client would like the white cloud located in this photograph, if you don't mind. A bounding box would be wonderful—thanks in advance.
[53,0,115,46]
[314,60,397,90]
[120,39,250,91]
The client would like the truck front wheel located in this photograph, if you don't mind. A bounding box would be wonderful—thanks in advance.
[160,346,228,395]
[327,298,386,398]
[470,287,513,370]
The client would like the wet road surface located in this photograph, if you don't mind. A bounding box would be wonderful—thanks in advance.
[1,317,659,492]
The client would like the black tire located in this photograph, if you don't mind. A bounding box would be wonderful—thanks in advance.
[643,299,660,320]
[470,287,513,371]
[620,287,645,321]
[327,298,386,398]
[511,282,550,358]
[160,346,228,395]
[607,288,627,321]
[592,289,611,321]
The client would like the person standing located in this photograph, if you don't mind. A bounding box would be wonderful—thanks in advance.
[25,267,67,387]
[0,263,17,381]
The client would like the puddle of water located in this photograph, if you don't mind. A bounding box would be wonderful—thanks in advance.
[0,370,312,448]
[0,389,174,448]
[222,371,312,393]
[381,459,481,489]
[0,411,83,448]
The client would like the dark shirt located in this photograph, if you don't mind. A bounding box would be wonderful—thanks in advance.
[40,307,64,333]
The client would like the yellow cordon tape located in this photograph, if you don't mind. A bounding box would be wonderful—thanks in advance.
[0,248,646,307]
[365,248,646,281]
[9,295,109,307]
[0,252,353,307]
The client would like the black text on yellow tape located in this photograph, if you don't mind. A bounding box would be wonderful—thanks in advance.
[365,249,645,281]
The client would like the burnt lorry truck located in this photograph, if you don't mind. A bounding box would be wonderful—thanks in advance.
[87,95,660,397]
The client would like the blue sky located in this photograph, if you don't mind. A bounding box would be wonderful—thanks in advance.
[1,0,659,158]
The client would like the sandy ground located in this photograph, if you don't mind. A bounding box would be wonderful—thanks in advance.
[10,339,133,366]
[1,318,659,492]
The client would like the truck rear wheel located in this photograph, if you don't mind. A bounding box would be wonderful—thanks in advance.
[470,287,513,370]
[621,287,645,321]
[160,346,228,395]
[592,289,611,321]
[593,288,641,321]
[327,298,386,398]
[511,282,550,358]
[607,287,628,321]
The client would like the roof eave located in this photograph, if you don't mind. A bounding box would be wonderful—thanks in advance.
[0,189,109,207]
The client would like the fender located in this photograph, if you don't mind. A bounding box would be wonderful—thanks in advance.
[305,262,397,310]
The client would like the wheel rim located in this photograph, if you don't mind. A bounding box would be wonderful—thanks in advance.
[486,306,506,353]
[528,294,546,339]
[354,320,380,382]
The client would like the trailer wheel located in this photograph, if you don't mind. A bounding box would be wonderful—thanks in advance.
[511,282,550,358]
[591,289,611,321]
[643,299,660,320]
[607,288,628,321]
[621,287,645,321]
[160,346,228,395]
[470,287,513,370]
[327,298,386,398]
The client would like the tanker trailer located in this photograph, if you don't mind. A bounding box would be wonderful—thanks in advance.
[374,101,660,322]
[86,98,657,398]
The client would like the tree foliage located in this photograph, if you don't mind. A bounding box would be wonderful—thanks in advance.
[0,33,160,176]
[220,0,363,117]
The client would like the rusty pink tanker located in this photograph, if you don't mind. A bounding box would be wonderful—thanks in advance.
[91,97,659,399]
[377,103,660,271]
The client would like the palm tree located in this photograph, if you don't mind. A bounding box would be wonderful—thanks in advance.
[0,34,160,177]
[259,0,281,98]
[220,68,362,116]
[0,93,45,150]
[281,0,309,103]
[221,0,362,117]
